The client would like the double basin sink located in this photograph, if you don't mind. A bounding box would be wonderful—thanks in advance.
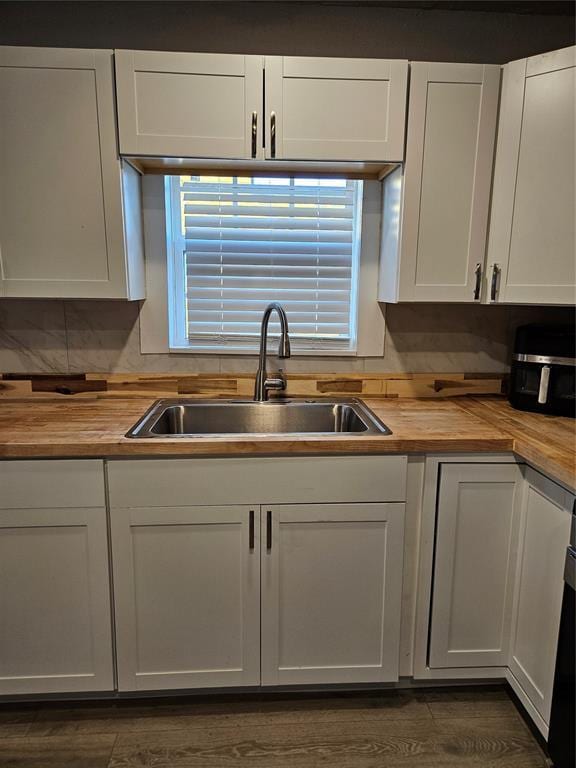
[126,398,391,438]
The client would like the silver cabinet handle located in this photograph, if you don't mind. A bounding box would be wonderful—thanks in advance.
[251,112,257,159]
[473,263,482,301]
[538,365,551,404]
[249,509,255,550]
[490,264,501,302]
[270,112,276,159]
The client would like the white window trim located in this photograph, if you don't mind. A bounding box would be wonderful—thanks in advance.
[168,175,362,354]
[139,175,385,357]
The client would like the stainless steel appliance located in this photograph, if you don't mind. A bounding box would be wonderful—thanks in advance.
[509,324,575,417]
[548,506,576,768]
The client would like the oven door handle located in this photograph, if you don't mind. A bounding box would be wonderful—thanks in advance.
[565,547,576,591]
[537,365,551,405]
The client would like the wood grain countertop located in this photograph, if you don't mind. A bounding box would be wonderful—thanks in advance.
[456,397,576,491]
[0,396,573,490]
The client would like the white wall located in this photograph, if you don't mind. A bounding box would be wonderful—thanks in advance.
[0,2,572,63]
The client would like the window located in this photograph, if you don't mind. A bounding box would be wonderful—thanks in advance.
[166,175,363,352]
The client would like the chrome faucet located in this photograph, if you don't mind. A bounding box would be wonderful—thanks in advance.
[254,303,291,401]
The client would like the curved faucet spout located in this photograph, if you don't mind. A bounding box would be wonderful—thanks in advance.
[254,303,291,401]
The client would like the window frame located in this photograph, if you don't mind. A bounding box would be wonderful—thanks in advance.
[139,175,386,358]
[166,175,363,354]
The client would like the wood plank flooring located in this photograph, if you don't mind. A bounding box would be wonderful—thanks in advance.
[0,686,549,768]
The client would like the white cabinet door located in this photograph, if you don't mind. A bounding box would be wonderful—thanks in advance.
[508,469,573,726]
[115,50,263,159]
[392,63,500,302]
[0,47,144,299]
[487,46,575,305]
[111,505,260,691]
[429,463,523,669]
[261,503,404,685]
[265,57,408,161]
[0,507,114,695]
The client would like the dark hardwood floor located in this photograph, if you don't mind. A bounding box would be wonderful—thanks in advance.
[0,686,549,767]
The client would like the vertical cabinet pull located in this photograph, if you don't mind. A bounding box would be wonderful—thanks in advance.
[249,509,255,550]
[473,263,482,301]
[490,264,501,302]
[266,510,272,550]
[270,112,276,159]
[251,112,258,159]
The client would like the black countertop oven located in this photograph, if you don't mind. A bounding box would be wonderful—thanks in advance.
[509,324,575,418]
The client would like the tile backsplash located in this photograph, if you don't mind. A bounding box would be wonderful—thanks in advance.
[0,299,572,375]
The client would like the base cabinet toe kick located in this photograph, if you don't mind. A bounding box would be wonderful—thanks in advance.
[0,454,572,743]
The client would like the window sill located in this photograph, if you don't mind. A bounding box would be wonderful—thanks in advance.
[168,345,359,357]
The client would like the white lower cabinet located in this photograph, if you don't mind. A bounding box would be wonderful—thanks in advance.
[111,506,261,691]
[110,502,405,691]
[1,451,572,723]
[261,503,405,685]
[0,460,113,695]
[429,463,524,669]
[424,458,574,739]
[507,468,573,731]
[106,457,407,692]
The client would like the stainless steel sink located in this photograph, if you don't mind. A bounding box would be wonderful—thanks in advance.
[126,398,391,438]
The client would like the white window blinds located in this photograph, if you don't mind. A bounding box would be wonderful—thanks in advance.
[169,176,362,351]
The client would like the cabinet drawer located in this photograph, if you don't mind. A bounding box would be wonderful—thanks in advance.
[0,460,105,508]
[107,456,407,507]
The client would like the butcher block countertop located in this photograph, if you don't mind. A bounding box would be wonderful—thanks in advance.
[0,396,573,490]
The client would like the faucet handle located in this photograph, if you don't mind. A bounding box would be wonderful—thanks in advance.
[264,373,286,392]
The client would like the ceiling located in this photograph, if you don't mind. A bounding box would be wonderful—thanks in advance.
[177,0,575,13]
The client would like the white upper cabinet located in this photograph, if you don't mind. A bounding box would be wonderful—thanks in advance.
[114,51,407,163]
[0,47,144,299]
[487,46,575,305]
[264,56,408,162]
[115,51,264,159]
[378,62,500,302]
